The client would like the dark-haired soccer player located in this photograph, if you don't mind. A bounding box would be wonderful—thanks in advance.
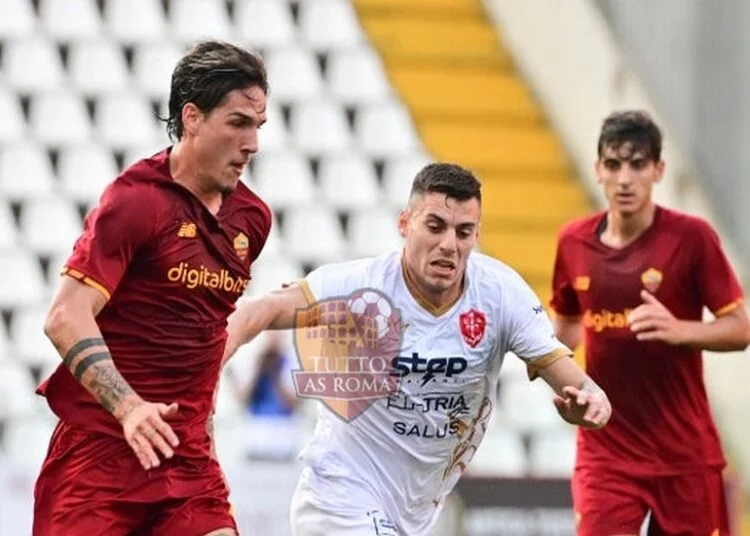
[33,40,272,536]
[551,110,750,535]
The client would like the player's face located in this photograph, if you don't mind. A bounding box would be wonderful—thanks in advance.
[399,192,480,297]
[596,143,664,217]
[190,85,267,195]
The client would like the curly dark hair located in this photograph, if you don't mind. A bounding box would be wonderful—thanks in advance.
[597,110,663,162]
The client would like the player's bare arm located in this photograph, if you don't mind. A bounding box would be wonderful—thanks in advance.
[45,276,180,470]
[537,356,611,429]
[627,289,750,351]
[223,283,310,365]
[553,314,583,351]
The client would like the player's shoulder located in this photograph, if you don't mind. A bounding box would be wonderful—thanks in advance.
[557,211,605,242]
[106,148,171,199]
[657,205,716,235]
[468,252,531,292]
[226,181,272,220]
[315,250,399,280]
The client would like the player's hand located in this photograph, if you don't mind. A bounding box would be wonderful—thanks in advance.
[553,385,611,429]
[119,400,180,470]
[627,290,687,345]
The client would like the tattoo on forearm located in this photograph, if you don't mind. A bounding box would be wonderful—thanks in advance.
[85,360,135,414]
[63,337,106,368]
[73,351,112,380]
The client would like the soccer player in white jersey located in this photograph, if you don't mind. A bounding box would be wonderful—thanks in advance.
[223,163,612,536]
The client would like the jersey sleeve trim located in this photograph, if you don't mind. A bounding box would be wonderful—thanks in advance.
[61,267,112,301]
[285,279,316,305]
[713,299,743,317]
[526,347,573,381]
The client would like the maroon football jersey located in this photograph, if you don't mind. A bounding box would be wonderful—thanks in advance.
[38,148,271,458]
[551,206,743,475]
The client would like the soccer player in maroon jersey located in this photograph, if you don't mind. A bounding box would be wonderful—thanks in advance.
[32,40,272,536]
[551,110,750,535]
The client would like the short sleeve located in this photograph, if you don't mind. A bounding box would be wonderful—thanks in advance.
[63,181,156,300]
[550,235,582,317]
[299,260,367,304]
[692,220,744,315]
[505,274,572,380]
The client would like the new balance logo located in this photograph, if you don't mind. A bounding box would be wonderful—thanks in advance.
[177,222,197,238]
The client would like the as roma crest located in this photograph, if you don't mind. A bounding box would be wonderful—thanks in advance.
[233,232,249,261]
[459,309,486,348]
[292,289,404,422]
[640,267,663,293]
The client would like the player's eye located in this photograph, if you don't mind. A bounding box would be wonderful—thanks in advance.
[603,159,620,171]
[630,159,647,170]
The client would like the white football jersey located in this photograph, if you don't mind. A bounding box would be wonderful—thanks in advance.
[294,250,567,536]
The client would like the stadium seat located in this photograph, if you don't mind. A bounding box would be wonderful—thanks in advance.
[235,0,297,49]
[58,144,118,205]
[253,151,317,209]
[499,352,533,383]
[528,428,576,477]
[349,208,403,257]
[19,197,83,256]
[4,36,66,93]
[0,87,27,143]
[257,101,289,153]
[0,361,39,420]
[265,47,324,103]
[256,212,282,258]
[133,41,185,100]
[284,206,346,264]
[298,0,365,51]
[467,426,528,477]
[499,377,564,433]
[170,0,233,44]
[328,47,392,105]
[0,0,36,40]
[319,153,381,211]
[290,100,352,156]
[0,321,14,363]
[382,153,434,208]
[3,416,57,470]
[68,38,130,97]
[105,0,167,45]
[0,141,56,202]
[39,0,102,41]
[0,201,20,251]
[248,256,304,296]
[9,306,60,369]
[29,90,92,147]
[355,99,421,158]
[96,93,162,151]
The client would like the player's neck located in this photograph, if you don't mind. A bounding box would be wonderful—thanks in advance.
[169,142,223,215]
[401,256,463,316]
[602,202,657,248]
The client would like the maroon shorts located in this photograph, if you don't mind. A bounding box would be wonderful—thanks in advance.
[572,465,730,535]
[33,421,237,536]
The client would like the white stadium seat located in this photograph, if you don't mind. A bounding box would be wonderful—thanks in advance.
[528,428,577,477]
[4,36,66,93]
[258,101,289,153]
[298,0,365,51]
[0,202,20,251]
[319,153,381,211]
[9,306,60,369]
[39,0,102,41]
[0,0,36,40]
[58,145,118,205]
[355,99,421,158]
[382,153,434,208]
[253,151,317,209]
[4,416,57,470]
[349,208,403,257]
[170,0,233,44]
[284,206,346,264]
[19,197,83,256]
[0,361,39,420]
[133,41,185,100]
[235,0,297,49]
[499,378,566,434]
[105,0,167,45]
[0,141,56,202]
[467,427,528,477]
[97,93,161,151]
[256,212,282,258]
[68,38,130,96]
[290,100,352,156]
[265,47,324,103]
[0,87,27,143]
[247,256,304,296]
[29,90,92,146]
[328,47,392,105]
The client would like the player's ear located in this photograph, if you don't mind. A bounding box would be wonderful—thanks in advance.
[181,102,203,137]
[654,159,666,183]
[594,159,604,184]
[398,210,408,238]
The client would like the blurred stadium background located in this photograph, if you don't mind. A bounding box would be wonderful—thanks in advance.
[1,0,749,534]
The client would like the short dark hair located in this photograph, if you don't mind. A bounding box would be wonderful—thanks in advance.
[597,110,663,162]
[163,40,268,140]
[410,163,482,203]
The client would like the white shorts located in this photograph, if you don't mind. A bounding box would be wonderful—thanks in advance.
[289,476,401,536]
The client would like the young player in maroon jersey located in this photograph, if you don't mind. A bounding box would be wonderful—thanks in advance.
[551,110,750,535]
[33,40,272,536]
